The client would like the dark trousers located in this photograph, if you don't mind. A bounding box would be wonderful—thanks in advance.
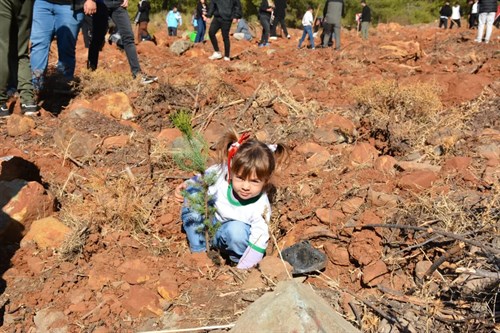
[88,0,141,76]
[439,17,448,28]
[450,18,461,28]
[195,17,206,43]
[137,21,149,40]
[82,14,92,48]
[259,13,271,44]
[168,26,177,36]
[270,16,288,37]
[469,13,478,28]
[322,22,341,50]
[208,17,231,57]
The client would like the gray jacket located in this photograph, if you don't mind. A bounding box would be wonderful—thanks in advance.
[323,0,344,24]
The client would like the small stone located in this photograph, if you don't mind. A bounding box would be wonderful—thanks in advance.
[21,216,71,249]
[362,260,388,286]
[324,243,350,266]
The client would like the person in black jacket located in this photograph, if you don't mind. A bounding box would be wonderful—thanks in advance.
[475,0,498,43]
[135,0,151,42]
[258,0,274,46]
[360,1,371,40]
[195,0,208,43]
[206,0,242,61]
[270,0,290,39]
[439,2,452,28]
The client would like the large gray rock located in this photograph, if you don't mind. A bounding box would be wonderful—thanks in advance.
[230,280,360,333]
[170,40,193,56]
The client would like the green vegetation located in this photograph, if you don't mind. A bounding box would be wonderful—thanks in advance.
[127,0,450,28]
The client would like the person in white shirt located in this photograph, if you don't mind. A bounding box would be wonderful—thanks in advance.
[175,130,289,269]
[298,6,315,49]
[450,3,462,28]
[469,0,479,29]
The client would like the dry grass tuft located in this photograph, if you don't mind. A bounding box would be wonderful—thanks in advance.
[77,68,145,98]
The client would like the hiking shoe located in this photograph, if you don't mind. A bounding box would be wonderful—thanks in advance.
[258,43,270,47]
[208,51,223,60]
[21,103,40,116]
[0,104,10,118]
[269,36,278,40]
[287,34,291,39]
[223,56,230,61]
[140,74,158,85]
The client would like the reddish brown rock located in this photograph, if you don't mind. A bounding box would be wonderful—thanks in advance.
[341,197,364,214]
[398,171,439,191]
[156,128,182,145]
[87,267,116,290]
[123,285,162,317]
[367,188,399,208]
[157,269,180,301]
[396,161,440,173]
[6,114,36,137]
[315,114,357,136]
[315,208,345,225]
[349,143,379,167]
[26,256,45,275]
[119,259,151,284]
[441,156,472,174]
[259,256,293,281]
[324,243,350,266]
[21,216,71,249]
[53,117,101,159]
[348,230,382,266]
[362,260,389,286]
[374,155,397,174]
[295,142,330,168]
[93,92,135,120]
[102,135,129,150]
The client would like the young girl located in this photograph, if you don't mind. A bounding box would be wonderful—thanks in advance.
[175,131,288,269]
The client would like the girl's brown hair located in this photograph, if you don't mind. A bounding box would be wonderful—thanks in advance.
[215,129,289,183]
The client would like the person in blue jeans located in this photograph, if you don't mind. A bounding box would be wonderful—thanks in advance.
[0,0,38,117]
[175,130,289,269]
[194,0,207,43]
[85,0,157,84]
[298,6,314,49]
[30,0,84,92]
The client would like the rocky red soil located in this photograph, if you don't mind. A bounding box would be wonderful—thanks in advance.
[0,23,499,332]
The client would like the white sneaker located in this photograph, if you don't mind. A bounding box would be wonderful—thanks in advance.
[269,36,278,40]
[287,34,291,39]
[224,57,230,61]
[208,51,222,60]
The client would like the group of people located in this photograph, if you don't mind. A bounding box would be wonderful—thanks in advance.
[439,0,498,43]
[0,0,157,118]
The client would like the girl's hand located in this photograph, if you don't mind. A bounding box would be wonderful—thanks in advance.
[174,182,187,202]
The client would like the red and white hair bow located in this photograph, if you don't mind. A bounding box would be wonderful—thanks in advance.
[227,132,250,181]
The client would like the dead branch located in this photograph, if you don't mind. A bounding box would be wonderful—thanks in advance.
[344,223,500,255]
[137,324,236,333]
[348,301,363,328]
[455,267,500,279]
[423,243,464,281]
[236,83,263,123]
[299,230,338,241]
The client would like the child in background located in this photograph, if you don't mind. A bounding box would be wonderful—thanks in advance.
[298,5,315,49]
[166,6,182,36]
[175,130,289,269]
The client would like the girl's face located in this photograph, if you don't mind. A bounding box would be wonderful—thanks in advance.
[231,170,266,200]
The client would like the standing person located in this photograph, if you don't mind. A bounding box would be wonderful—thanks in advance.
[360,0,371,40]
[475,0,498,43]
[322,0,344,50]
[30,0,84,92]
[135,0,151,42]
[469,0,479,28]
[175,130,289,269]
[270,0,290,39]
[439,1,452,28]
[450,2,461,28]
[166,6,182,36]
[206,0,242,61]
[0,0,38,117]
[258,0,274,47]
[233,18,253,41]
[85,0,157,84]
[297,5,314,49]
[194,0,207,43]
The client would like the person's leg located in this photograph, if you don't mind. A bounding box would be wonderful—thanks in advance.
[457,18,461,28]
[306,25,314,48]
[280,18,289,37]
[476,12,486,41]
[53,4,83,78]
[30,0,55,90]
[270,19,277,37]
[208,17,221,53]
[298,28,306,48]
[361,22,369,39]
[213,221,250,263]
[259,15,270,44]
[109,3,141,76]
[0,0,17,106]
[173,27,177,36]
[484,12,495,42]
[82,14,93,48]
[220,19,231,58]
[87,2,108,70]
[322,23,332,47]
[17,0,35,106]
[333,23,341,50]
[195,17,204,42]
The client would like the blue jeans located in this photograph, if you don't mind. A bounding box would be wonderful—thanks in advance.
[298,25,314,48]
[30,0,83,89]
[194,17,205,43]
[181,186,250,262]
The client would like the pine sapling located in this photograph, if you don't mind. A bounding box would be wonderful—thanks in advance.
[171,110,219,251]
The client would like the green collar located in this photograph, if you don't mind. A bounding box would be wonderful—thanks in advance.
[227,183,261,206]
